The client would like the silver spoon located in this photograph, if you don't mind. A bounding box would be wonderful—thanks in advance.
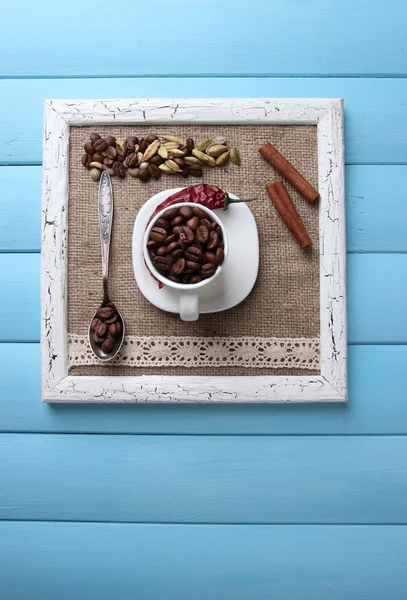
[88,171,125,361]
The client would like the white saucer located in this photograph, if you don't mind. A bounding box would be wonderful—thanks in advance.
[132,188,259,314]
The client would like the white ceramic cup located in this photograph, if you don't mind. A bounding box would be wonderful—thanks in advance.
[143,202,229,321]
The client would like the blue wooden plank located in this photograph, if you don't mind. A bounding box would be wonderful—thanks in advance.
[1,0,406,77]
[1,253,405,343]
[1,522,406,600]
[0,167,41,252]
[2,165,405,254]
[346,166,407,252]
[1,78,407,165]
[348,254,407,344]
[0,344,406,435]
[0,433,406,523]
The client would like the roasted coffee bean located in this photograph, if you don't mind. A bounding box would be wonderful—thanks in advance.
[155,218,170,231]
[207,230,219,250]
[148,164,161,179]
[124,152,139,168]
[192,240,203,251]
[186,137,194,155]
[138,168,150,182]
[216,247,225,264]
[188,165,203,177]
[173,157,186,169]
[139,138,148,153]
[93,332,105,344]
[200,218,212,229]
[184,246,203,262]
[171,257,186,275]
[179,206,194,219]
[196,225,209,244]
[167,275,181,283]
[93,153,105,164]
[90,318,100,331]
[211,221,218,231]
[84,141,94,155]
[147,240,159,249]
[146,133,158,144]
[109,323,119,337]
[171,248,184,260]
[97,306,115,320]
[116,320,122,333]
[186,216,200,231]
[113,161,125,178]
[172,226,182,237]
[82,153,92,167]
[204,251,218,265]
[170,215,184,227]
[201,263,217,279]
[103,157,114,167]
[190,275,202,284]
[162,207,179,221]
[93,139,107,153]
[150,227,167,243]
[150,154,164,166]
[192,206,207,219]
[182,274,192,284]
[179,226,194,243]
[95,321,107,337]
[90,133,102,143]
[153,256,172,272]
[185,260,201,271]
[164,233,176,245]
[125,138,136,153]
[219,241,225,249]
[105,135,116,147]
[156,245,167,257]
[102,338,115,353]
[165,241,179,254]
[180,168,190,179]
[105,313,118,324]
[106,145,117,159]
[116,148,126,162]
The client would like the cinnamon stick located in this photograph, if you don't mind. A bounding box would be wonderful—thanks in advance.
[266,181,312,249]
[259,142,319,204]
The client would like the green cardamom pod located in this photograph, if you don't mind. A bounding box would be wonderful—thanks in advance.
[230,147,241,165]
[184,156,202,166]
[196,138,212,152]
[215,151,230,167]
[207,144,229,158]
[192,149,216,167]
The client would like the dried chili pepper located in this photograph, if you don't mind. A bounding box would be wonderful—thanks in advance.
[148,184,253,224]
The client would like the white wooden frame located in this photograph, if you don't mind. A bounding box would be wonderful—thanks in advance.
[42,98,346,403]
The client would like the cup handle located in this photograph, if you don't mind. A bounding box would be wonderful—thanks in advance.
[179,290,199,321]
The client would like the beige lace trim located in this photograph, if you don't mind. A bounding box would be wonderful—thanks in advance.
[68,335,320,370]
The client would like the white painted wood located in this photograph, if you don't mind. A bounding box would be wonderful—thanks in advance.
[41,98,347,403]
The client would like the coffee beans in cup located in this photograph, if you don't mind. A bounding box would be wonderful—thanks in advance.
[147,206,225,284]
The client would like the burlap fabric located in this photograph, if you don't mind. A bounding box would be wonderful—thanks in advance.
[68,124,319,376]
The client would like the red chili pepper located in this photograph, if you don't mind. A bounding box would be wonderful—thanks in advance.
[148,184,253,224]
[146,185,255,288]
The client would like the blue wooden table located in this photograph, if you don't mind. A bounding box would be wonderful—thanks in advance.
[1,1,407,598]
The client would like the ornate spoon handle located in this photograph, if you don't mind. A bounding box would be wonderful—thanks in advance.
[98,171,114,303]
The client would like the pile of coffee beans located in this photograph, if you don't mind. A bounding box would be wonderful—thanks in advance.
[82,132,241,183]
[147,205,225,284]
[90,303,122,352]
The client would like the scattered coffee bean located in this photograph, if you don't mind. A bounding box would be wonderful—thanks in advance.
[150,154,164,166]
[105,135,116,146]
[139,138,148,153]
[106,146,117,159]
[116,148,126,162]
[148,163,161,179]
[90,133,101,143]
[138,168,150,182]
[103,157,114,167]
[84,141,94,155]
[93,153,105,164]
[112,161,125,178]
[82,153,92,167]
[93,139,107,153]
[186,137,194,155]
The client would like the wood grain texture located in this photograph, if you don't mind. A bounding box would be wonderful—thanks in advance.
[1,165,406,254]
[1,434,406,523]
[1,78,407,165]
[1,344,406,435]
[1,523,406,600]
[2,253,405,344]
[1,0,406,77]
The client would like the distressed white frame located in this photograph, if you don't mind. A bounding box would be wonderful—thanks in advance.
[42,98,346,403]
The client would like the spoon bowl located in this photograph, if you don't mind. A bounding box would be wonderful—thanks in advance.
[88,304,125,361]
[88,171,125,362]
